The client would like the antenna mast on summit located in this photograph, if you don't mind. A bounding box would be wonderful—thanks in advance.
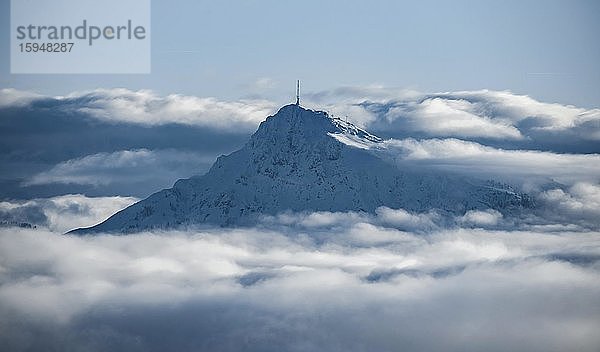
[296,80,300,106]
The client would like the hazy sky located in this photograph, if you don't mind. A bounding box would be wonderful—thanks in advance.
[1,0,599,107]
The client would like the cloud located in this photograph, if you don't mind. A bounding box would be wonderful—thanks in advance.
[0,221,599,352]
[541,183,600,214]
[385,97,524,140]
[2,87,598,150]
[306,87,600,152]
[262,210,369,228]
[0,88,277,131]
[336,136,600,187]
[70,89,277,130]
[434,90,597,133]
[305,85,421,104]
[0,194,138,232]
[263,208,443,234]
[458,209,503,226]
[0,88,42,107]
[303,85,420,128]
[25,149,214,190]
[538,183,600,228]
[2,86,598,200]
[375,206,440,231]
[0,95,250,199]
[372,90,600,139]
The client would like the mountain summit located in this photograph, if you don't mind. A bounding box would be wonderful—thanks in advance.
[73,104,532,233]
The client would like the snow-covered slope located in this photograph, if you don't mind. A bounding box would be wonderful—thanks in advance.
[73,104,533,233]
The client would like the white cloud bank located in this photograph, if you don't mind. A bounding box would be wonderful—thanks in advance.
[378,90,600,140]
[0,184,598,351]
[307,88,600,146]
[25,149,214,188]
[458,209,503,226]
[386,96,525,139]
[0,88,43,107]
[0,223,598,352]
[434,90,598,134]
[0,194,138,233]
[2,88,598,148]
[381,137,600,185]
[0,88,277,132]
[537,183,600,227]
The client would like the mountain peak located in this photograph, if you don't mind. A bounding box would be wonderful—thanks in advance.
[252,104,381,146]
[72,104,533,233]
[260,104,334,130]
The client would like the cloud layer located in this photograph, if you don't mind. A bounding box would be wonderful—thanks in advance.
[0,194,137,233]
[381,137,600,186]
[0,91,252,198]
[0,88,277,131]
[307,88,600,153]
[4,87,598,151]
[25,149,214,188]
[0,221,599,352]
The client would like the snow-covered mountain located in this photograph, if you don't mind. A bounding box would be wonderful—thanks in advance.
[73,104,533,233]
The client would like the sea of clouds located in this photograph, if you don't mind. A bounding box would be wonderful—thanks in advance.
[1,86,599,351]
[1,188,600,351]
[1,212,599,351]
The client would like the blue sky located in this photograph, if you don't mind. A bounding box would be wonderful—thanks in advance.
[1,0,599,107]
